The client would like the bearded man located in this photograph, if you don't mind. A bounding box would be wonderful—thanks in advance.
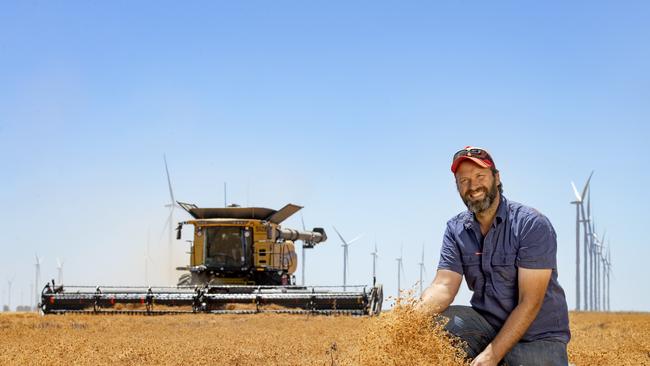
[417,147,570,366]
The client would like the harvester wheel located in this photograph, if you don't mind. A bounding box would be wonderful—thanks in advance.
[369,284,383,316]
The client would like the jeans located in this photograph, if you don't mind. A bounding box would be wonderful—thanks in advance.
[440,305,568,366]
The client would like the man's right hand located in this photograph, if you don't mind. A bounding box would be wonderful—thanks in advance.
[417,269,463,315]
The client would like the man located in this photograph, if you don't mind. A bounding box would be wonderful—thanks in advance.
[417,146,570,366]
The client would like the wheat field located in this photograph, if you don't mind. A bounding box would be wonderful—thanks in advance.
[1,309,649,365]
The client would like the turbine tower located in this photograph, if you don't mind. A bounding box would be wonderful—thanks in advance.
[163,155,181,285]
[418,243,427,296]
[371,241,379,284]
[223,182,227,207]
[596,232,606,311]
[605,240,612,311]
[34,254,42,310]
[591,229,604,311]
[572,171,593,310]
[56,258,64,284]
[396,245,404,299]
[333,226,363,290]
[144,228,154,286]
[570,182,583,310]
[7,275,15,312]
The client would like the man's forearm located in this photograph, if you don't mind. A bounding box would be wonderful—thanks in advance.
[481,301,542,361]
[418,282,456,314]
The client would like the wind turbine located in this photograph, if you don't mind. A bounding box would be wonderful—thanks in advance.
[333,226,363,290]
[571,171,593,310]
[596,233,607,311]
[591,229,604,311]
[587,189,594,310]
[418,243,427,296]
[34,254,42,310]
[570,182,583,310]
[56,258,64,285]
[144,228,154,286]
[570,171,592,311]
[396,245,404,299]
[7,275,15,312]
[605,241,612,311]
[163,155,182,285]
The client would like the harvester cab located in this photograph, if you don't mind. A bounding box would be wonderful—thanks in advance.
[174,202,327,287]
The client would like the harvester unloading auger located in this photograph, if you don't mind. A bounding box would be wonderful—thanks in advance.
[41,203,383,316]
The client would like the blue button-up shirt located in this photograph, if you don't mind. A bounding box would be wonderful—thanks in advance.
[438,195,570,343]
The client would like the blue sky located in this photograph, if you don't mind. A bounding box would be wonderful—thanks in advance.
[1,1,649,311]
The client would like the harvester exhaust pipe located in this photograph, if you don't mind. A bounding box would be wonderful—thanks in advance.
[176,223,183,240]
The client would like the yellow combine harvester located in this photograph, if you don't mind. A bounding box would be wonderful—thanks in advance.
[41,203,383,315]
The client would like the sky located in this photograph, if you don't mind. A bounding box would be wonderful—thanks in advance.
[1,1,649,311]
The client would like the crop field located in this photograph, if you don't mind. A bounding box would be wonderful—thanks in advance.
[1,309,649,365]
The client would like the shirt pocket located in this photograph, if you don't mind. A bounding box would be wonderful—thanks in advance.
[461,254,483,291]
[491,254,518,286]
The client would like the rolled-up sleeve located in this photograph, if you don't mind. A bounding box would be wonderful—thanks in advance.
[437,223,463,274]
[516,213,557,269]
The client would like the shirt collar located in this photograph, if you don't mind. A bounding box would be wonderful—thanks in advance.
[463,194,507,230]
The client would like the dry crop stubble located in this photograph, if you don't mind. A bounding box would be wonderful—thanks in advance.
[0,300,468,366]
[2,309,649,365]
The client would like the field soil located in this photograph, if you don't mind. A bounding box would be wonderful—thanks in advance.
[1,311,649,365]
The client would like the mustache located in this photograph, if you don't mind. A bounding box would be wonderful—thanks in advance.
[465,187,487,198]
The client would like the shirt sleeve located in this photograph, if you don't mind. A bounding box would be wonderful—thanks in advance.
[516,212,557,269]
[437,222,463,274]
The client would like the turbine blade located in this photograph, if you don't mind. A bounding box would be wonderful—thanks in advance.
[581,170,594,201]
[587,185,591,218]
[347,233,364,245]
[164,154,176,204]
[421,243,425,262]
[570,181,581,202]
[301,213,306,231]
[332,226,348,245]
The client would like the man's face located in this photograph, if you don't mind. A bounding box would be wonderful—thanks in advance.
[454,161,500,214]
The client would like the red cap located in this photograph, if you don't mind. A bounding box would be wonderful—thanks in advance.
[451,146,495,173]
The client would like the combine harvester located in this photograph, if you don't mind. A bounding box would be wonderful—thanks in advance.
[41,203,383,316]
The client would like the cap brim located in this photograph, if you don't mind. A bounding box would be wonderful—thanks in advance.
[451,156,491,173]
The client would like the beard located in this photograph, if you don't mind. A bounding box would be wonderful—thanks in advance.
[461,179,499,214]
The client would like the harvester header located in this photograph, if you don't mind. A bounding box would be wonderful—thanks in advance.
[40,202,383,316]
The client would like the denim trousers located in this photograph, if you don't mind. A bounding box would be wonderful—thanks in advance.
[440,305,569,366]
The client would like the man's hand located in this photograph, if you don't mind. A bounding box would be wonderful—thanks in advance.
[416,269,462,316]
[477,267,552,363]
[470,344,499,366]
